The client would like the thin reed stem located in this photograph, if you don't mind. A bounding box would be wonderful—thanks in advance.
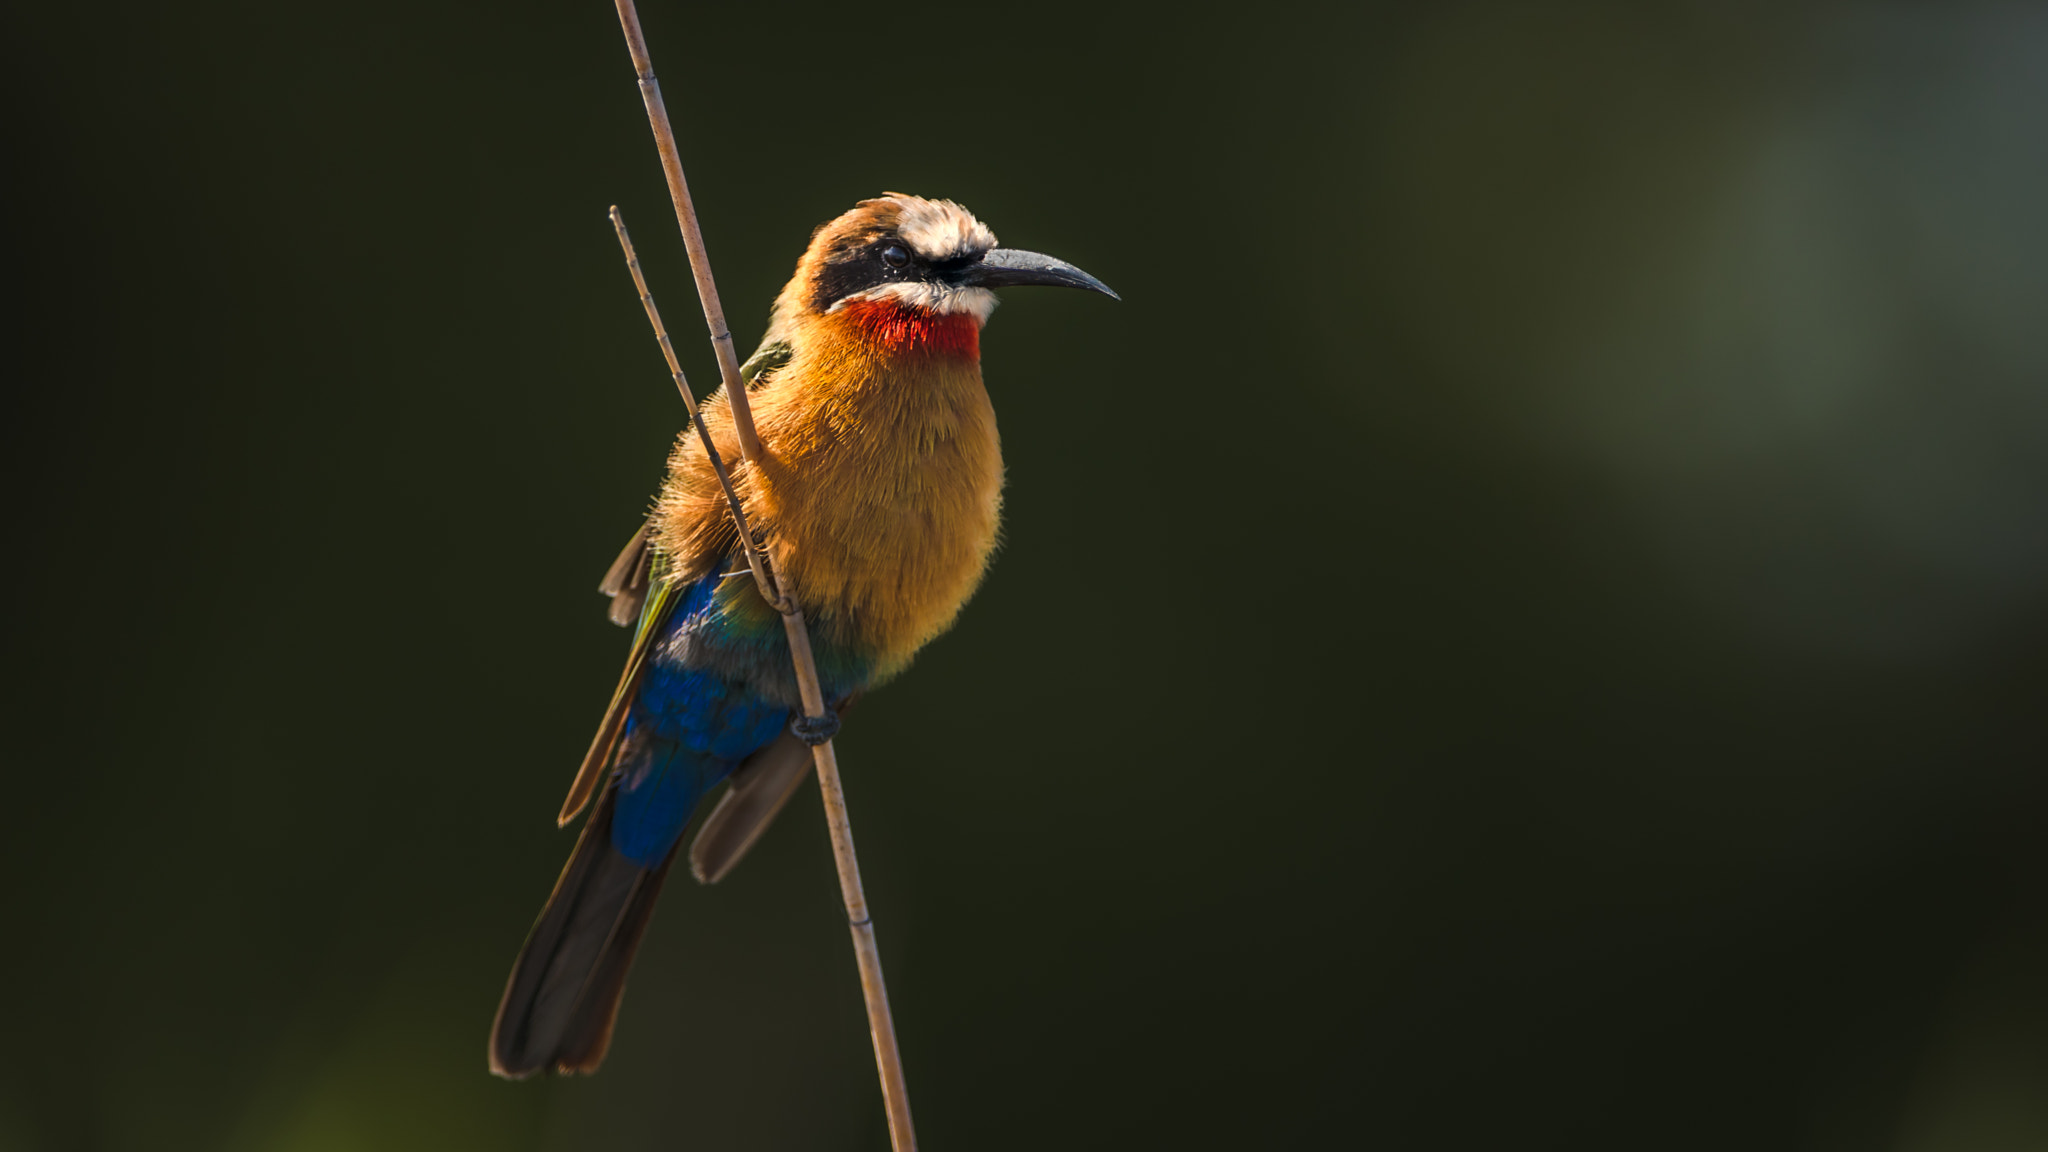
[609,3,918,1148]
[611,2,760,462]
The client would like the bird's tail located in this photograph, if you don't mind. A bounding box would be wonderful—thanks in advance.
[489,785,674,1079]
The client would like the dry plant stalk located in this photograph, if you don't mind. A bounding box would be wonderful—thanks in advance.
[609,2,917,1148]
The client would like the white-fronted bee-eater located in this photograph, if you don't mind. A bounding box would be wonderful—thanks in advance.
[490,193,1117,1078]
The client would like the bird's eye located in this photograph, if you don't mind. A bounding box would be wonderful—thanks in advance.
[880,244,910,269]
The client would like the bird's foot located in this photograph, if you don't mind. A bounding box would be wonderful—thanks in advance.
[790,710,840,745]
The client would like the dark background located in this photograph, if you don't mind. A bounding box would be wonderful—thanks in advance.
[6,2,2046,1149]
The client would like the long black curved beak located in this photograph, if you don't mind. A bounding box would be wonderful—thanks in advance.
[951,248,1120,300]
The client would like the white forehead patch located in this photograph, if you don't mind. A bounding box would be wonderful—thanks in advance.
[833,282,1000,323]
[891,195,998,261]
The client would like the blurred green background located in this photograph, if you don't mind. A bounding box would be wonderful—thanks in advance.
[5,1,2046,1149]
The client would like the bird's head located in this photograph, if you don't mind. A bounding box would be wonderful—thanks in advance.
[784,194,1117,344]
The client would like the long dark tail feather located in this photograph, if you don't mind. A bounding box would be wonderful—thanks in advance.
[688,731,813,884]
[490,787,674,1079]
[687,695,858,885]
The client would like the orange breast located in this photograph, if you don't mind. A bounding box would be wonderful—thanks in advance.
[654,301,1003,684]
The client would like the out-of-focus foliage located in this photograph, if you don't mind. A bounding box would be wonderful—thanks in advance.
[3,3,2043,1150]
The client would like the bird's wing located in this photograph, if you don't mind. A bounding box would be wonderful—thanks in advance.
[740,282,799,389]
[739,336,792,389]
[599,523,653,627]
[559,554,684,826]
[598,327,783,631]
[576,321,787,813]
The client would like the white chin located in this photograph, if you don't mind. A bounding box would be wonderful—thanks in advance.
[833,282,999,323]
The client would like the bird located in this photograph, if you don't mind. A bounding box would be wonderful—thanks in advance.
[489,193,1117,1079]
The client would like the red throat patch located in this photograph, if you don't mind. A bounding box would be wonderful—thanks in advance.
[837,299,982,359]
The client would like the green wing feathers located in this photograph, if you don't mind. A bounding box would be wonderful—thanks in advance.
[739,337,792,389]
[560,548,681,827]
